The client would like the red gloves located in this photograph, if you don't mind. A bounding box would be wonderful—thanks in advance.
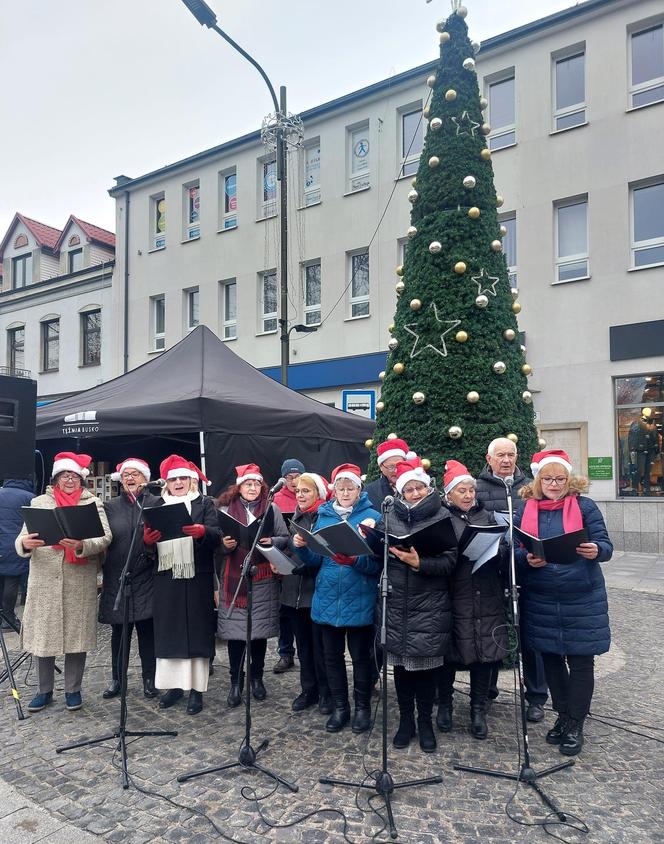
[182,523,206,540]
[333,553,357,566]
[143,525,161,546]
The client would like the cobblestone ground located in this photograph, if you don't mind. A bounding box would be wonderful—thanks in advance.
[1,585,663,844]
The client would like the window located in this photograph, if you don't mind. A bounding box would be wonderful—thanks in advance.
[400,106,423,177]
[487,74,516,150]
[220,279,237,340]
[630,23,664,108]
[7,326,25,371]
[183,181,200,240]
[219,168,238,229]
[348,250,370,318]
[259,158,277,218]
[185,288,199,330]
[68,248,84,273]
[12,253,32,288]
[302,261,321,325]
[347,122,370,192]
[303,140,321,206]
[151,295,165,351]
[631,180,664,267]
[553,50,586,130]
[259,271,277,333]
[81,310,101,366]
[500,213,518,286]
[41,319,59,372]
[151,194,166,249]
[555,197,588,282]
[615,374,664,497]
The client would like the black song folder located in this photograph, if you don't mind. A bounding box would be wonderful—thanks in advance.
[290,520,373,559]
[21,502,105,546]
[359,516,457,558]
[143,503,193,542]
[513,526,589,564]
[217,507,275,548]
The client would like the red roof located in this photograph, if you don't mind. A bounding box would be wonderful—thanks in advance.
[56,215,115,250]
[0,213,62,256]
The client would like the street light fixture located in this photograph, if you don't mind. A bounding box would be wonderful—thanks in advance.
[181,0,304,386]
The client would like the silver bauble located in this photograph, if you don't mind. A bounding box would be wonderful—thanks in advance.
[466,391,480,403]
[409,299,422,311]
[479,97,488,110]
[430,117,443,131]
[426,74,436,88]
[412,392,426,405]
[511,287,519,300]
[395,280,405,294]
[491,239,503,252]
[522,391,533,404]
[388,337,399,351]
[448,425,463,439]
[463,175,476,189]
[439,31,450,44]
[475,294,489,308]
[429,241,442,254]
[480,123,492,135]
[407,225,418,239]
[378,371,385,381]
[387,433,398,440]
[493,361,507,374]
[462,57,476,71]
[408,189,418,203]
[503,328,516,341]
[538,438,547,448]
[456,5,468,18]
[471,40,481,55]
[428,155,440,168]
[376,401,385,412]
[500,224,507,236]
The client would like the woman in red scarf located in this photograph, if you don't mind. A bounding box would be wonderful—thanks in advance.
[216,464,289,707]
[16,453,112,712]
[514,449,613,757]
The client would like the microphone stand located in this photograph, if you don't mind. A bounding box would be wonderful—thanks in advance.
[0,609,26,720]
[56,488,177,789]
[319,497,442,841]
[454,477,573,818]
[178,487,298,792]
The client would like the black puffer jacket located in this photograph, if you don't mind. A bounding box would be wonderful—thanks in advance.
[375,491,456,660]
[365,475,394,510]
[475,465,528,513]
[99,490,162,624]
[280,506,319,609]
[446,503,508,665]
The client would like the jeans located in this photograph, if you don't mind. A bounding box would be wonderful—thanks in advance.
[227,638,267,682]
[541,653,595,721]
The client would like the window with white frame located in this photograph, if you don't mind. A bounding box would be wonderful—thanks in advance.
[7,326,25,371]
[183,181,200,240]
[151,194,166,249]
[400,106,423,177]
[219,168,238,229]
[348,250,370,317]
[555,197,589,282]
[259,158,277,218]
[41,318,59,372]
[68,248,84,273]
[259,270,278,333]
[302,261,321,325]
[500,213,518,286]
[487,74,516,150]
[347,122,370,193]
[553,49,586,130]
[81,310,101,366]
[185,287,200,330]
[12,253,32,288]
[151,295,165,350]
[397,237,408,268]
[303,140,321,206]
[631,179,664,267]
[630,23,664,108]
[220,279,237,340]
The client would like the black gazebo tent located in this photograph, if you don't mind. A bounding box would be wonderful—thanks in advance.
[36,326,374,492]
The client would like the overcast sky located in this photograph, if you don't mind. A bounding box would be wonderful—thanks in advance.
[1,0,572,238]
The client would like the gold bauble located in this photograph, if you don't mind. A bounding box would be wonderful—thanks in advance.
[468,206,480,219]
[454,261,467,274]
[445,89,457,102]
[412,391,426,405]
[493,361,507,374]
[421,458,432,471]
[448,425,463,439]
[388,323,395,333]
[378,370,385,381]
[480,148,491,161]
[376,401,385,412]
[395,280,405,294]
[491,239,503,252]
[512,301,522,314]
[428,155,440,168]
[407,225,418,239]
[439,31,450,44]
[467,390,480,403]
[393,362,405,375]
[496,195,505,207]
[409,298,422,311]
[455,330,469,343]
[521,364,532,375]
[507,433,519,444]
[456,5,468,18]
[365,439,374,449]
[411,177,417,187]
[522,391,533,404]
[426,74,436,89]
[396,265,404,276]
[430,117,443,131]
[503,328,516,341]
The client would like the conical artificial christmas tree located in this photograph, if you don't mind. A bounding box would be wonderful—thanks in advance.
[367,3,539,480]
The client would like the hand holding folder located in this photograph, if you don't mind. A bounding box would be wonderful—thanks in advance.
[21,503,105,547]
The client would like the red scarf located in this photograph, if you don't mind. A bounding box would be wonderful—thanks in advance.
[223,492,274,609]
[520,494,583,538]
[52,486,89,565]
[298,499,325,516]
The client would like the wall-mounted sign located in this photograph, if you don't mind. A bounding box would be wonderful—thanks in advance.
[588,457,613,480]
[342,389,375,420]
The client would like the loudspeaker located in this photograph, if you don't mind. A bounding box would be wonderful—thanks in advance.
[0,375,37,480]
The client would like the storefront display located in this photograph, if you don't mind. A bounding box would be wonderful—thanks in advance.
[615,374,664,497]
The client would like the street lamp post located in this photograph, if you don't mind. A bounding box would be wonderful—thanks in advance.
[181,0,303,386]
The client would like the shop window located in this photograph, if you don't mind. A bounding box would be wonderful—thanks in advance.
[615,373,664,497]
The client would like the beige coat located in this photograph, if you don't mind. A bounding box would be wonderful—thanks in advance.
[16,486,112,657]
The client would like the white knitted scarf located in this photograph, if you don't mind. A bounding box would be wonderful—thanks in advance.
[156,490,199,579]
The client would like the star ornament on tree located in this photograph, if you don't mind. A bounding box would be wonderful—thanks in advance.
[472,268,500,296]
[452,111,480,137]
[404,302,461,359]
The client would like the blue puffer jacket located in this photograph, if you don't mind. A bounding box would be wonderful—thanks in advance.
[295,492,380,627]
[514,495,613,656]
[0,480,35,577]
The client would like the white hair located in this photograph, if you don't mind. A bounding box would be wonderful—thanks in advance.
[487,437,517,457]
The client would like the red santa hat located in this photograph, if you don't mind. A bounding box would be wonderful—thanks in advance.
[51,452,92,479]
[376,438,415,466]
[160,454,198,481]
[188,460,211,487]
[111,458,151,482]
[235,463,263,484]
[394,457,431,494]
[330,463,363,488]
[443,460,475,494]
[530,449,572,477]
[299,472,331,502]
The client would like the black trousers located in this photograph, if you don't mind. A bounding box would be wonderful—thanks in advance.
[227,638,267,682]
[0,574,20,618]
[488,640,548,705]
[393,665,437,719]
[292,608,329,696]
[278,604,296,657]
[110,619,156,682]
[439,661,497,706]
[319,623,373,703]
[541,653,594,721]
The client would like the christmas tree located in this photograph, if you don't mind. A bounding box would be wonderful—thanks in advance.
[367,3,539,480]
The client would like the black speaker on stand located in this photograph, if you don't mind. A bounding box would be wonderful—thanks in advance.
[0,374,37,481]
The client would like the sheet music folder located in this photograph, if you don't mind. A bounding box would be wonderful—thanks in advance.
[21,502,105,546]
[359,517,457,558]
[291,520,373,559]
[143,503,193,542]
[217,507,275,548]
[513,526,589,564]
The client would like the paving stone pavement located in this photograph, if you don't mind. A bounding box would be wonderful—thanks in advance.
[0,552,663,843]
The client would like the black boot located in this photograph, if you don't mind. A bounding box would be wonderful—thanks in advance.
[251,677,267,701]
[417,716,437,753]
[159,688,183,709]
[470,704,488,739]
[414,670,437,752]
[436,704,453,732]
[292,689,319,712]
[143,677,157,699]
[393,669,416,747]
[227,674,244,708]
[102,679,121,699]
[351,686,372,734]
[546,713,568,745]
[186,690,203,715]
[318,690,333,715]
[325,694,351,733]
[560,717,585,756]
[392,715,416,749]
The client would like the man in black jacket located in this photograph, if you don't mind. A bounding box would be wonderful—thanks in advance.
[475,438,548,723]
[365,439,412,509]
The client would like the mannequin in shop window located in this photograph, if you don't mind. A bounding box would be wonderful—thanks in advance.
[628,407,659,495]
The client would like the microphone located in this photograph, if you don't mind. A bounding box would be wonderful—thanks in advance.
[502,475,514,489]
[269,478,286,495]
[382,495,395,507]
[139,479,167,490]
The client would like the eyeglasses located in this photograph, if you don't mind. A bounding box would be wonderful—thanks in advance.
[121,471,143,479]
[241,480,262,488]
[540,476,567,485]
[58,473,81,482]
